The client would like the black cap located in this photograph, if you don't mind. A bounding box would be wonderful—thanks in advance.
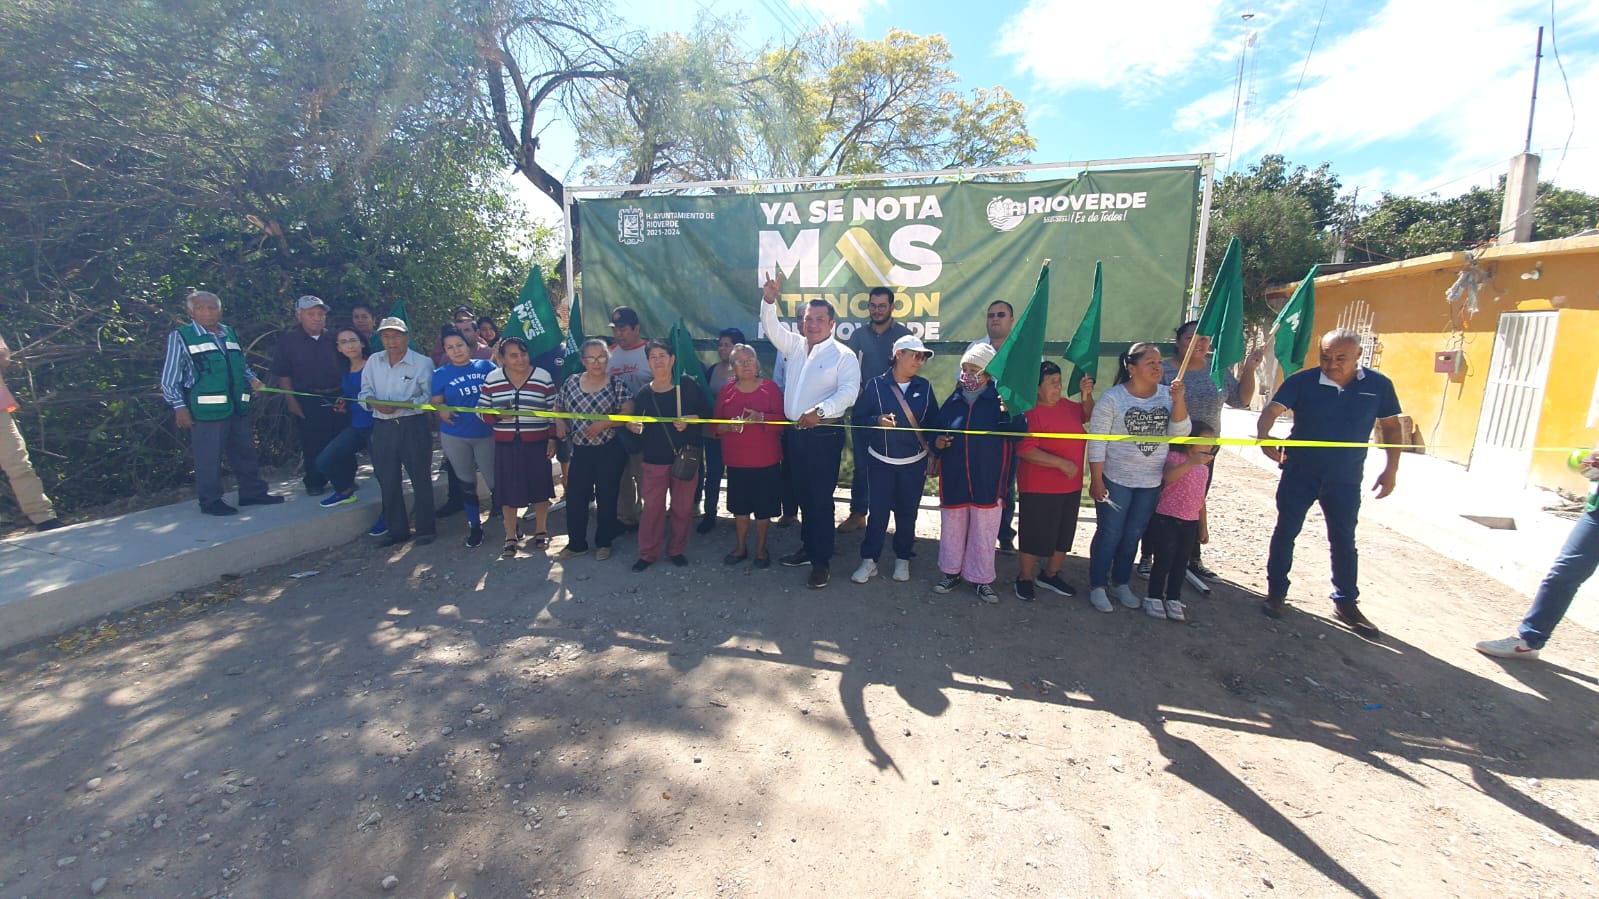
[452,305,473,317]
[609,306,640,327]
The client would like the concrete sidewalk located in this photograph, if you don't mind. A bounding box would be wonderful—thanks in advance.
[0,475,432,652]
[1221,407,1598,636]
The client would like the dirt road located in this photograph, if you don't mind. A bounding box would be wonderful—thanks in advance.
[3,454,1597,898]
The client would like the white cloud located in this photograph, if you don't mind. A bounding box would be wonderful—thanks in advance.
[1174,0,1599,195]
[995,0,1257,94]
[790,0,882,27]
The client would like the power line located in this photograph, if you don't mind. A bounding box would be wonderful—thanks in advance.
[1270,0,1330,153]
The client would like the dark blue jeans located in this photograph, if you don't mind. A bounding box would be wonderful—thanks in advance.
[1520,507,1599,649]
[1267,465,1362,605]
[1089,478,1162,587]
[313,425,371,495]
[699,437,724,517]
[860,454,924,562]
[788,425,846,568]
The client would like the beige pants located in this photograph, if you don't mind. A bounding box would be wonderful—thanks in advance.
[0,407,55,523]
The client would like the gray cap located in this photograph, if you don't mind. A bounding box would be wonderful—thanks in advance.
[295,295,329,311]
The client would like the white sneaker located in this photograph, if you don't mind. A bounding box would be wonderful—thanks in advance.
[1164,600,1187,622]
[1143,596,1167,619]
[1089,587,1114,613]
[851,559,878,584]
[1475,636,1540,660]
[1111,584,1141,609]
[892,559,911,582]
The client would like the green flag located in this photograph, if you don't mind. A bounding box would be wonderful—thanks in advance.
[667,319,707,394]
[561,290,587,376]
[986,261,1050,414]
[1063,261,1103,398]
[501,265,563,358]
[1272,265,1319,374]
[1195,236,1245,390]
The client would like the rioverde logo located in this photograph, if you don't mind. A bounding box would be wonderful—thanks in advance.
[986,190,1150,230]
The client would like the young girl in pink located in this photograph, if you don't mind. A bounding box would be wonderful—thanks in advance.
[1143,422,1217,621]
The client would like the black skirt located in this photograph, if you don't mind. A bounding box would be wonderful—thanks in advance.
[494,437,554,508]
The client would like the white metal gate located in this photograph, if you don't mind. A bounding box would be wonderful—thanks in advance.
[1470,311,1558,485]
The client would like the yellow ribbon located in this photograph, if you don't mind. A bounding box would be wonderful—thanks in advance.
[255,388,1587,453]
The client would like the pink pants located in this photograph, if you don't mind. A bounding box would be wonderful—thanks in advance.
[939,504,1002,585]
[639,462,696,562]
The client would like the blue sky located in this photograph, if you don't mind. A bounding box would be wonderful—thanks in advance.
[519,0,1599,219]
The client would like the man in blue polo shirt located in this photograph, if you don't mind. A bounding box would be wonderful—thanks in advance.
[1256,328,1402,638]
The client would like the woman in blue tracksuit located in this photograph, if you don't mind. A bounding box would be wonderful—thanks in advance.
[849,336,940,585]
[931,342,1027,603]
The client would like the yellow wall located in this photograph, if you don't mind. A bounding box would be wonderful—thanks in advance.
[1307,238,1599,492]
[1531,308,1599,494]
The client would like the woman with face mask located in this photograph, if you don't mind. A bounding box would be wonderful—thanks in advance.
[929,343,1026,603]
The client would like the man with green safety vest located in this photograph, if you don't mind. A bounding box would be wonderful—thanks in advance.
[160,290,285,516]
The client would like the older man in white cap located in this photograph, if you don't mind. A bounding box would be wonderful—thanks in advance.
[760,273,860,589]
[360,316,436,547]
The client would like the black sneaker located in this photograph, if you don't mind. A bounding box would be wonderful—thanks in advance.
[1037,572,1076,597]
[1014,579,1036,602]
[1188,561,1218,580]
[779,550,811,568]
[1333,604,1381,639]
[200,500,238,516]
[933,573,961,594]
[806,565,830,589]
[631,559,652,572]
[669,554,688,567]
[696,517,716,535]
[1136,556,1153,578]
[464,527,484,549]
[34,518,65,532]
[1261,596,1287,619]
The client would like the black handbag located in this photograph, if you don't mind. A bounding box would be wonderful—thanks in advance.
[662,384,701,482]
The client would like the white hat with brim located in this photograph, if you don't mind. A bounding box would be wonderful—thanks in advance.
[892,334,933,358]
[376,316,408,333]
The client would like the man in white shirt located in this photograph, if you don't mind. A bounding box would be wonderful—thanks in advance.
[967,299,1018,554]
[360,317,436,547]
[965,299,1014,353]
[761,274,861,588]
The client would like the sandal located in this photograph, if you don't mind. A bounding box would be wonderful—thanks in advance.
[501,538,519,559]
[532,532,550,550]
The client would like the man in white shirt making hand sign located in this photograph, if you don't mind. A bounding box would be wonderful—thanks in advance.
[761,273,861,589]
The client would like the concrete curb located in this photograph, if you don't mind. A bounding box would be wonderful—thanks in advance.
[0,474,443,652]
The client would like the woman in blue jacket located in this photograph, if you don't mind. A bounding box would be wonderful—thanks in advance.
[931,343,1026,603]
[849,335,940,585]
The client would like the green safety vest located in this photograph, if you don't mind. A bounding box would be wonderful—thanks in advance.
[182,323,251,421]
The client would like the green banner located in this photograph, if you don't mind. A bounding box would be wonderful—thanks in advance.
[576,167,1200,347]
